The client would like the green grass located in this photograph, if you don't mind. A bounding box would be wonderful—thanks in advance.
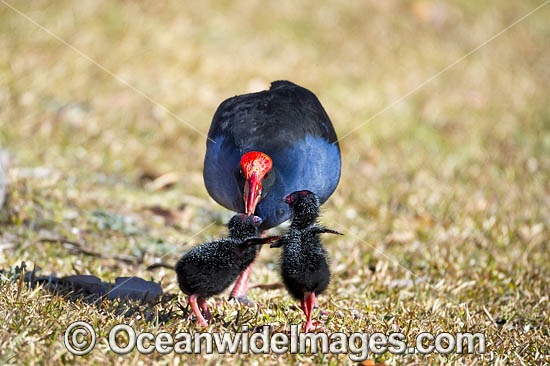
[1,0,549,364]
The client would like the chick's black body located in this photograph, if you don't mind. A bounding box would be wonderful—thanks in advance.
[175,214,277,326]
[175,237,260,298]
[273,190,342,332]
[278,229,331,300]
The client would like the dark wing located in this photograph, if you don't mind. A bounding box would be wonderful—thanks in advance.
[243,236,281,246]
[269,235,290,248]
[308,226,344,236]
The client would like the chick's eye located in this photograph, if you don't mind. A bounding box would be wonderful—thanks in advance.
[264,171,270,178]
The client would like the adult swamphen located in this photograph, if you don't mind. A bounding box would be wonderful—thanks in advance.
[203,80,341,301]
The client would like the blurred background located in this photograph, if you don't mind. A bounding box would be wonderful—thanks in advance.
[0,0,549,364]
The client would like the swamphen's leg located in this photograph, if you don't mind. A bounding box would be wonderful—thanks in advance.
[229,231,266,304]
[189,294,208,327]
[229,257,256,303]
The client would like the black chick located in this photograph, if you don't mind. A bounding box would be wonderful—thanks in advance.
[271,190,342,332]
[175,214,278,326]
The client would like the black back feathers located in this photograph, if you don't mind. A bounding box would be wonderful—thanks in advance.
[208,80,339,150]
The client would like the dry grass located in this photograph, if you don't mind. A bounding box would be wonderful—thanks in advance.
[1,0,549,365]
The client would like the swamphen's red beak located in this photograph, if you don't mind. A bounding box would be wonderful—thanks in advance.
[240,151,272,215]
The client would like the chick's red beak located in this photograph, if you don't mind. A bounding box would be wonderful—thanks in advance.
[283,194,292,204]
[240,151,272,215]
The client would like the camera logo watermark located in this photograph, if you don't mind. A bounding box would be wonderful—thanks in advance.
[64,322,486,361]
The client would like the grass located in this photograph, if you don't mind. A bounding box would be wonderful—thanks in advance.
[1,0,549,364]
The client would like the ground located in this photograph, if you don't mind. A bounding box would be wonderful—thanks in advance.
[0,0,549,365]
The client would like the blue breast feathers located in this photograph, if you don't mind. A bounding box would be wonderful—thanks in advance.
[203,134,341,229]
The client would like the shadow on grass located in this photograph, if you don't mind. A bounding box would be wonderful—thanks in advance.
[1,262,183,325]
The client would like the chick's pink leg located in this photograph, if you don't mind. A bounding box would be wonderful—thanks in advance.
[189,294,208,327]
[197,297,211,321]
[304,292,315,332]
[303,292,327,332]
[301,298,309,318]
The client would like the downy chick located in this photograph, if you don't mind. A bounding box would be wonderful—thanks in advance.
[271,190,342,332]
[175,214,278,326]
